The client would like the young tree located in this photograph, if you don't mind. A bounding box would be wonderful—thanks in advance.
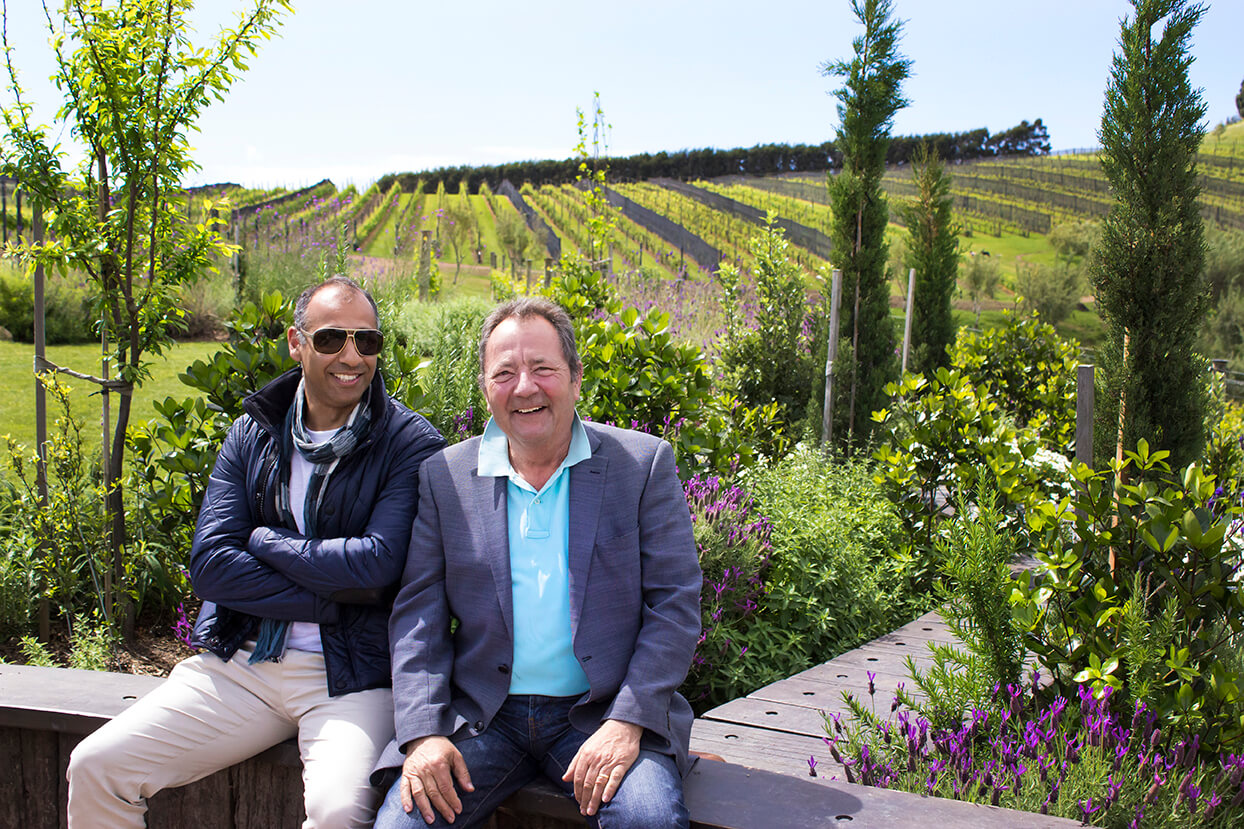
[1,0,292,631]
[961,252,1000,327]
[716,215,817,433]
[1092,0,1209,471]
[495,208,535,278]
[441,200,474,283]
[1237,77,1244,119]
[822,0,911,446]
[899,142,958,373]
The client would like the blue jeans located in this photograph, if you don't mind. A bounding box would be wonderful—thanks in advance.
[373,695,688,829]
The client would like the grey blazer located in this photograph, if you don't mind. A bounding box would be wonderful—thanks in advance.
[376,421,701,776]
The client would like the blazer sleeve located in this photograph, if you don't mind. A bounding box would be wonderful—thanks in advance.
[602,439,702,736]
[189,420,339,624]
[244,421,446,600]
[389,455,459,750]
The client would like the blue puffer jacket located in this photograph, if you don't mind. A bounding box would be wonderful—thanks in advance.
[189,367,446,697]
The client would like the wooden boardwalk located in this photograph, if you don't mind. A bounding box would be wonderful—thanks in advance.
[690,609,955,781]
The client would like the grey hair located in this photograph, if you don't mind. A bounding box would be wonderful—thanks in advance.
[293,276,379,335]
[477,297,582,384]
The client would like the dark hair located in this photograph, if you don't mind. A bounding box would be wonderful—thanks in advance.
[478,297,582,384]
[293,276,379,336]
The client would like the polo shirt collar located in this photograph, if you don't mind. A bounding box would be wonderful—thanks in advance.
[478,413,591,481]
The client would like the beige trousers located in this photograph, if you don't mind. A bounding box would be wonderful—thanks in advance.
[66,646,394,829]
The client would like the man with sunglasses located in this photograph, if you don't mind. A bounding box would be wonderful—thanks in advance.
[67,276,446,828]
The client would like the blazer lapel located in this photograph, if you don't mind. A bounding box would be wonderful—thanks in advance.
[472,470,514,641]
[568,448,608,638]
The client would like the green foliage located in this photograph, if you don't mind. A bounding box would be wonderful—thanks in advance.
[681,474,772,711]
[1016,261,1081,327]
[574,92,615,263]
[715,216,820,437]
[441,200,476,281]
[0,265,94,344]
[903,488,1027,729]
[899,143,959,373]
[18,636,57,668]
[872,368,1060,587]
[1092,0,1210,470]
[0,0,292,630]
[388,298,490,443]
[1201,399,1244,500]
[742,448,924,677]
[1012,443,1244,750]
[960,252,1000,327]
[1,376,113,633]
[949,308,1079,452]
[822,0,911,448]
[127,291,295,569]
[0,477,34,637]
[1048,220,1100,265]
[495,210,537,277]
[548,261,786,477]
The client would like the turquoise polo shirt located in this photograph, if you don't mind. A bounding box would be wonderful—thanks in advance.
[477,415,592,696]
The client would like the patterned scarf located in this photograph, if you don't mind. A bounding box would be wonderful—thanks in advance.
[249,378,374,664]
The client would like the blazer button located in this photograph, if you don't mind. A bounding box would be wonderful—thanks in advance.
[498,664,510,675]
[475,721,485,731]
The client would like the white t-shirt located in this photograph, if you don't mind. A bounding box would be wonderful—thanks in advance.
[284,426,337,653]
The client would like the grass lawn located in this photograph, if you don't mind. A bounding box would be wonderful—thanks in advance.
[0,340,221,457]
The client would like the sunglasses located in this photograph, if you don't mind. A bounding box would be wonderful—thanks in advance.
[301,327,384,356]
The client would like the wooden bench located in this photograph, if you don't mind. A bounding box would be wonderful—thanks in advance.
[0,660,1077,828]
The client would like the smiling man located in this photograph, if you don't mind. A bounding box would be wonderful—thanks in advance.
[66,276,446,828]
[373,296,701,829]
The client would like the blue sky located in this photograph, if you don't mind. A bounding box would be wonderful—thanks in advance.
[2,1,1242,189]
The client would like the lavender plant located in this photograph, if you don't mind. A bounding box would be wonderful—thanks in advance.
[828,678,1244,827]
[681,474,772,711]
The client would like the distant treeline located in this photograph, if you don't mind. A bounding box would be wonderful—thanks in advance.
[380,119,1050,194]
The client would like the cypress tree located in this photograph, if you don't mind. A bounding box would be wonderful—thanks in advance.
[900,142,959,373]
[1092,0,1208,470]
[822,0,911,446]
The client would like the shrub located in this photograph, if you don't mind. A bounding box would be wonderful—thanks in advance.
[388,297,490,442]
[1,377,113,635]
[831,673,1244,827]
[1012,442,1244,752]
[549,262,787,477]
[0,263,95,343]
[681,474,772,712]
[1017,261,1081,327]
[872,368,1060,591]
[715,217,822,438]
[899,487,1028,730]
[949,308,1080,453]
[741,447,925,679]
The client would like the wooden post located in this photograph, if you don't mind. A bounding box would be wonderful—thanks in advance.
[821,269,843,445]
[33,203,49,642]
[901,267,916,374]
[1076,364,1094,467]
[1110,332,1130,576]
[544,257,554,289]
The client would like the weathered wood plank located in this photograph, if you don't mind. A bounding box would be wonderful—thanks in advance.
[146,768,236,829]
[689,719,839,779]
[231,757,305,828]
[702,696,833,738]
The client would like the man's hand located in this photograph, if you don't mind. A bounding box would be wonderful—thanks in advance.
[562,719,642,816]
[398,735,475,825]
